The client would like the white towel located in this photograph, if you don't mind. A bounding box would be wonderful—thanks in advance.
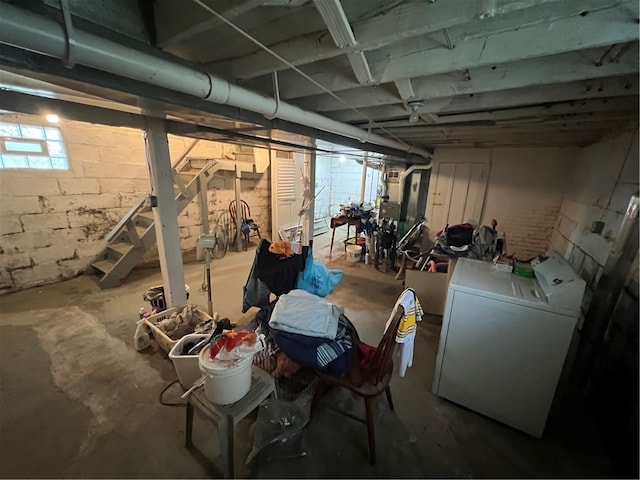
[269,289,342,339]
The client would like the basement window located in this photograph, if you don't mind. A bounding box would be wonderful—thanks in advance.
[0,122,68,170]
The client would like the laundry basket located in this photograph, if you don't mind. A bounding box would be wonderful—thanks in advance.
[144,304,211,353]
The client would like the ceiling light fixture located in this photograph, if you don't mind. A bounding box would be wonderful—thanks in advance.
[407,99,425,124]
[45,113,60,123]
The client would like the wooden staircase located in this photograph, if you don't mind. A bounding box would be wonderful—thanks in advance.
[91,157,220,288]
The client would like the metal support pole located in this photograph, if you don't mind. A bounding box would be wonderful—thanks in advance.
[360,151,368,204]
[307,149,317,241]
[234,164,243,252]
[143,116,187,308]
[196,175,209,261]
[205,248,213,317]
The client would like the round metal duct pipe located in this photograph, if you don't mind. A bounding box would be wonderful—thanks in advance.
[0,3,431,162]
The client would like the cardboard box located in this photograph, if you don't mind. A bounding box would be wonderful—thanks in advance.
[405,258,457,316]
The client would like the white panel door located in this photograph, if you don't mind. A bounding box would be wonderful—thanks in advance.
[271,150,305,240]
[426,162,488,237]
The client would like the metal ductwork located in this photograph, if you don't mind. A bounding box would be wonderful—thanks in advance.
[0,3,432,163]
[398,165,433,203]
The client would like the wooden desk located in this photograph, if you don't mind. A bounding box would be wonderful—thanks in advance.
[329,216,362,253]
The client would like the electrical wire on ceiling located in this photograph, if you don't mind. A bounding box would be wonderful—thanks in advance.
[190,0,414,150]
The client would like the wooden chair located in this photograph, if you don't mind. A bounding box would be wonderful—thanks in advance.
[229,200,261,250]
[311,305,404,465]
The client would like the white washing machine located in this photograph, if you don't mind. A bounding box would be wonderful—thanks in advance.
[432,251,586,437]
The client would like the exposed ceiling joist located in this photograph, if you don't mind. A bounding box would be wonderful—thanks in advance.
[423,133,610,147]
[357,97,638,128]
[387,119,636,137]
[327,75,639,122]
[313,0,373,84]
[243,1,638,100]
[292,44,639,112]
[2,0,637,152]
[156,0,264,48]
[208,0,566,79]
[393,78,414,101]
[371,4,638,83]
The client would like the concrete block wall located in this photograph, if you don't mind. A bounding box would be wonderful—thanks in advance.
[0,113,270,293]
[549,128,639,322]
[427,147,577,259]
[314,151,379,221]
[482,148,577,259]
[314,153,333,220]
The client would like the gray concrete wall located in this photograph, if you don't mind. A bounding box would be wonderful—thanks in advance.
[550,128,639,323]
[314,150,380,221]
[426,146,577,259]
[0,112,270,293]
[483,147,578,259]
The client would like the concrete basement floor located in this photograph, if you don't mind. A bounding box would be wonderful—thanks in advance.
[0,231,619,478]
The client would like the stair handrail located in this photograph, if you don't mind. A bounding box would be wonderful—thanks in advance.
[105,196,146,243]
[172,139,200,171]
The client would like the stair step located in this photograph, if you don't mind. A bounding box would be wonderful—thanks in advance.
[188,158,212,169]
[174,186,196,201]
[92,259,116,274]
[177,165,199,175]
[135,225,149,238]
[92,159,212,290]
[136,211,154,225]
[108,242,132,256]
[177,173,197,186]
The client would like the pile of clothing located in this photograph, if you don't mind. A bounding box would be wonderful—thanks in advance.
[432,220,501,260]
[242,239,354,377]
[255,290,357,378]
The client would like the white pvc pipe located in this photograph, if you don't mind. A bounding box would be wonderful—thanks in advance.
[398,164,432,204]
[0,3,432,161]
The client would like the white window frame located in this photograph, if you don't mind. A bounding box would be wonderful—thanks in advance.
[0,138,49,156]
[0,121,68,170]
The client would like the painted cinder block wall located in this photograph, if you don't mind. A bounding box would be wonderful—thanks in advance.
[426,147,577,259]
[314,153,380,221]
[0,112,270,293]
[482,147,578,259]
[550,128,639,323]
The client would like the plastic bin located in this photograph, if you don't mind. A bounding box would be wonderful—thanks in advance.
[144,284,190,312]
[169,333,208,389]
[144,305,212,354]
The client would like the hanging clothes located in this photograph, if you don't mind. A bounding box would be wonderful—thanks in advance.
[254,239,308,296]
[242,239,272,313]
[242,239,309,312]
[384,288,423,377]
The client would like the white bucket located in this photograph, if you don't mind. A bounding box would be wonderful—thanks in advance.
[346,244,362,263]
[199,344,252,405]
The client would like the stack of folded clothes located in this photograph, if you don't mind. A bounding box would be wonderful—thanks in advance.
[256,290,358,378]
